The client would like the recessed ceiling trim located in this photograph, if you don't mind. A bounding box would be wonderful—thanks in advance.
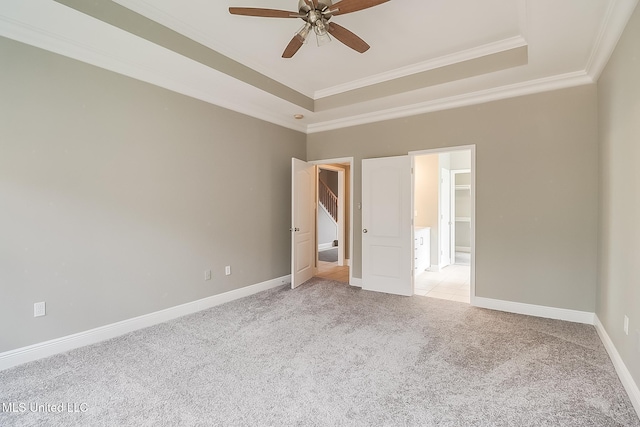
[307,71,593,134]
[314,35,528,99]
[53,0,314,111]
[0,15,307,133]
[585,0,639,81]
[315,45,528,111]
[112,0,316,99]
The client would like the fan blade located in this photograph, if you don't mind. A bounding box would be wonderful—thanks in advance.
[328,0,389,16]
[282,34,305,58]
[229,7,300,18]
[327,22,370,53]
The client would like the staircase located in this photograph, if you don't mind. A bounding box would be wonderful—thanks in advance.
[319,179,338,222]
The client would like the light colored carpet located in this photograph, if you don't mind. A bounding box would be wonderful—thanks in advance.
[1,278,638,426]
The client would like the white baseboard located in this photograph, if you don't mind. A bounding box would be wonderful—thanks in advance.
[473,296,595,325]
[455,246,471,253]
[0,275,291,372]
[350,277,362,287]
[594,315,640,418]
[347,259,351,267]
[318,242,334,251]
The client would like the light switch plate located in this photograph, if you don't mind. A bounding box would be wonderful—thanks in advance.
[624,315,629,335]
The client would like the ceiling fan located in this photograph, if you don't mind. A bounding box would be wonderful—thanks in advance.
[229,0,390,58]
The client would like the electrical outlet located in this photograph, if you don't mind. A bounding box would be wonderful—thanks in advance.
[225,266,231,276]
[624,315,629,335]
[34,302,46,317]
[204,270,211,281]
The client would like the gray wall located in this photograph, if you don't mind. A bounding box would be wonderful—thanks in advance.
[319,169,339,195]
[308,85,599,312]
[0,37,306,352]
[597,4,640,389]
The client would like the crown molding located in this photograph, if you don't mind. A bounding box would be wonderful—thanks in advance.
[0,15,307,134]
[313,35,528,100]
[112,0,315,99]
[586,0,639,81]
[307,71,593,134]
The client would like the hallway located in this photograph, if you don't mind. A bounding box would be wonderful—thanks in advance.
[315,260,349,284]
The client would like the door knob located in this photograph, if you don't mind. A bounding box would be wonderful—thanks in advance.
[363,229,368,233]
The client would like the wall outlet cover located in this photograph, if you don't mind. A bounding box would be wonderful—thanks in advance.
[34,302,46,317]
[205,270,211,281]
[225,266,231,276]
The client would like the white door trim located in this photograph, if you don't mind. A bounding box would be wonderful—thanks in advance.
[409,145,476,304]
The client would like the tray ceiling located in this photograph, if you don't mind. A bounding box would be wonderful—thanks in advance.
[0,0,637,133]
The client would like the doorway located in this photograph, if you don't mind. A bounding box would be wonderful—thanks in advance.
[411,148,474,304]
[313,159,353,285]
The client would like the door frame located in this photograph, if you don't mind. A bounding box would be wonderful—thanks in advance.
[409,146,476,304]
[309,157,354,286]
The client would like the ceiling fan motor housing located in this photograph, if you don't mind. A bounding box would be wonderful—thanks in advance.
[298,0,333,15]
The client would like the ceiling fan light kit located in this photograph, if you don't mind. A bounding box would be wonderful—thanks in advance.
[229,0,390,58]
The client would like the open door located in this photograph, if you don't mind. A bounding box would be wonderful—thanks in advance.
[362,156,413,296]
[291,158,316,289]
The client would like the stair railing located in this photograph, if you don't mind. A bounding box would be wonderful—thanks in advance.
[319,179,338,222]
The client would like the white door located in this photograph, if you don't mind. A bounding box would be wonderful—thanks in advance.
[440,168,451,268]
[291,158,316,289]
[362,156,412,296]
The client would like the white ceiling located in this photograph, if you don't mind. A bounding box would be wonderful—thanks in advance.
[119,0,523,95]
[0,0,637,133]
